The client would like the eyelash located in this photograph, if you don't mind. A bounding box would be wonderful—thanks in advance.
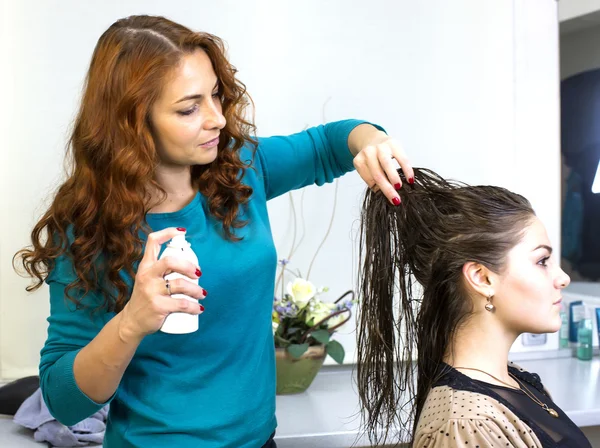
[177,92,222,116]
[538,256,550,267]
[178,104,198,116]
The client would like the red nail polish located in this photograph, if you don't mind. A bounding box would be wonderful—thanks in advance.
[408,177,414,185]
[392,197,401,206]
[199,304,205,312]
[202,289,207,296]
[196,269,201,277]
[177,227,186,232]
[394,183,401,190]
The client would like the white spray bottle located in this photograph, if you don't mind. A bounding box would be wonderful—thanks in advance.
[159,234,201,334]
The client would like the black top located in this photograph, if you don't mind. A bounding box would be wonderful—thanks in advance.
[435,364,592,448]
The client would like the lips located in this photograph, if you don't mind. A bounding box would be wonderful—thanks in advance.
[199,136,219,147]
[553,298,562,305]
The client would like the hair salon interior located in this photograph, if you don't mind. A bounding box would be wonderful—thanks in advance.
[1,0,600,447]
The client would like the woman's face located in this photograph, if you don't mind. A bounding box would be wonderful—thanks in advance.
[493,217,570,335]
[149,49,226,167]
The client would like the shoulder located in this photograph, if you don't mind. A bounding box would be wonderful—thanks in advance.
[238,139,259,165]
[45,226,79,284]
[508,361,551,398]
[237,137,286,192]
[237,140,263,183]
[416,385,496,433]
[414,385,542,447]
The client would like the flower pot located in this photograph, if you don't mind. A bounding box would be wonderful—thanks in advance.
[275,345,326,395]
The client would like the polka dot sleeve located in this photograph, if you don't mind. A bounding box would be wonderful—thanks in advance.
[414,386,543,448]
[414,417,541,448]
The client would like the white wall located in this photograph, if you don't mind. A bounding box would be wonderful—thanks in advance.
[1,0,561,379]
[511,0,562,353]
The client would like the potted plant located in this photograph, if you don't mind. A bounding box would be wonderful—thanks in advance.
[272,259,356,395]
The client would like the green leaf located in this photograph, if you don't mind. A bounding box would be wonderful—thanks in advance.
[326,340,345,364]
[274,333,290,348]
[287,343,310,359]
[310,329,331,345]
[287,327,301,334]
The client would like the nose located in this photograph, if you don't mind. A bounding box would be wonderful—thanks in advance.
[556,267,571,289]
[202,100,226,131]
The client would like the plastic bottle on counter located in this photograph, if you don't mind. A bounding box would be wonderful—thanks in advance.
[559,303,569,349]
[577,307,593,361]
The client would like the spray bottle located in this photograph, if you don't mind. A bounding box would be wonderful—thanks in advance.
[159,234,201,334]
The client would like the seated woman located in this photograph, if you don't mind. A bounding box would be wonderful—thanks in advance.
[356,168,591,447]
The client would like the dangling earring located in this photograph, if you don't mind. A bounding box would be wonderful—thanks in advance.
[485,293,495,312]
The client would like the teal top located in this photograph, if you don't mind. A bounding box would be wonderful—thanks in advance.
[39,120,379,447]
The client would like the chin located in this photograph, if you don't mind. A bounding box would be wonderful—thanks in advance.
[543,316,562,334]
[523,315,562,335]
[194,151,218,166]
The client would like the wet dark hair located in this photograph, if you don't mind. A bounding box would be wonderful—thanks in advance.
[356,168,535,445]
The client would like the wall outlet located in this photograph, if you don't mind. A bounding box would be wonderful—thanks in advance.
[521,333,547,346]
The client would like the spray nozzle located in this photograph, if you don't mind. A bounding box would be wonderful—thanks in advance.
[168,234,190,249]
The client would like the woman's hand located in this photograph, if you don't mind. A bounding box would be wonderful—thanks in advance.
[350,124,414,206]
[119,227,206,342]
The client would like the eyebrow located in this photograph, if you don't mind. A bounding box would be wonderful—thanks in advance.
[533,244,553,254]
[174,81,220,105]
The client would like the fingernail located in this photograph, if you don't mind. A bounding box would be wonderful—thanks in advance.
[202,289,208,296]
[394,183,401,190]
[199,304,205,312]
[196,269,201,277]
[177,227,186,232]
[392,197,401,206]
[408,177,414,185]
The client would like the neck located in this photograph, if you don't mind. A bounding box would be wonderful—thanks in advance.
[444,313,518,386]
[149,164,196,213]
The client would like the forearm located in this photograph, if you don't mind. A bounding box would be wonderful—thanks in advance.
[348,123,388,157]
[73,311,142,403]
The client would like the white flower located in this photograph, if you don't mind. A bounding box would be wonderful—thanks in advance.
[305,301,336,326]
[316,286,329,294]
[287,278,316,309]
[325,313,347,329]
[272,310,280,333]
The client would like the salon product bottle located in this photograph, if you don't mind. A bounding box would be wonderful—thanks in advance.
[159,234,201,334]
[559,303,569,349]
[569,301,584,343]
[577,308,593,361]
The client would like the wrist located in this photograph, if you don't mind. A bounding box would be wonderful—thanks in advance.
[116,308,144,345]
[349,124,387,156]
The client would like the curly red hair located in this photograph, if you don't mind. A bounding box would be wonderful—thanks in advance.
[15,15,256,313]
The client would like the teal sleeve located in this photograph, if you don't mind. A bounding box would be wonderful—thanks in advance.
[39,258,115,426]
[255,119,385,200]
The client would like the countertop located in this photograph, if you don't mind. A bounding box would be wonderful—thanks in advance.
[1,353,598,448]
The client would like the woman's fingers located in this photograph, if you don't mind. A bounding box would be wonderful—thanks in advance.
[152,256,201,281]
[138,227,187,271]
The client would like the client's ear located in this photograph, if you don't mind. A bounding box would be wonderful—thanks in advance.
[462,262,495,298]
